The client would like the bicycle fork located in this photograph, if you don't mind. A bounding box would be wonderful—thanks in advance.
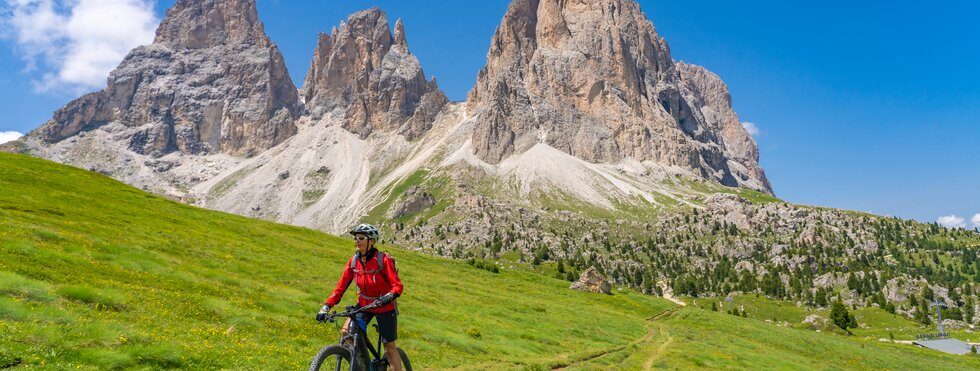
[338,324,360,371]
[348,331,359,371]
[345,330,373,371]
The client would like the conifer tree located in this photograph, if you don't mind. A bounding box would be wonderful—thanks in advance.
[831,301,858,333]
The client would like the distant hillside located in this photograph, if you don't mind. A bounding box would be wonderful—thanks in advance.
[2,152,977,369]
[366,158,980,330]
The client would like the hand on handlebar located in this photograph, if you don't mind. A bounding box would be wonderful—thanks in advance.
[314,304,377,324]
[315,305,331,322]
[374,293,395,306]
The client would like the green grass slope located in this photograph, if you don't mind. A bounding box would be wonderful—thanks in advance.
[0,153,668,369]
[1,152,977,370]
[688,294,978,341]
[568,307,978,370]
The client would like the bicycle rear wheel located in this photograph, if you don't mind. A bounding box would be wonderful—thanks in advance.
[380,347,412,371]
[309,345,352,371]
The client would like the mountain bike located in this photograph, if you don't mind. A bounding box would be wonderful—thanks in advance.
[310,304,413,371]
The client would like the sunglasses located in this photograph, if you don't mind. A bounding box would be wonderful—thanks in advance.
[354,236,369,241]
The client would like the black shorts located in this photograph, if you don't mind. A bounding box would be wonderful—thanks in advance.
[356,308,397,343]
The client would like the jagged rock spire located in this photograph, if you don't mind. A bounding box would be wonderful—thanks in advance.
[467,0,771,193]
[393,18,408,47]
[300,8,447,140]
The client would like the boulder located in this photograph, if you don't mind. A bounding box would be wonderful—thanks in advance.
[802,314,830,331]
[570,267,611,294]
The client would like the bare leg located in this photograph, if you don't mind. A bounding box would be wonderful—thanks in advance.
[383,340,402,371]
[340,318,353,347]
[341,318,351,337]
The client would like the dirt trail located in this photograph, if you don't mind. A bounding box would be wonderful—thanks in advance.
[552,306,680,370]
[641,324,673,370]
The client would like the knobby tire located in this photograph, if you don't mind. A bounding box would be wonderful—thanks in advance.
[309,345,352,371]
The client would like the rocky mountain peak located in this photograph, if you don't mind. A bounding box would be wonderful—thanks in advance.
[467,0,771,193]
[26,0,301,157]
[300,8,447,140]
[154,0,271,49]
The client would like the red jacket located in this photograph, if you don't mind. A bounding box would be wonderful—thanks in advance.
[325,248,403,314]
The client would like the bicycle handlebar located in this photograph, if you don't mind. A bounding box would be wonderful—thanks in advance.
[321,303,380,323]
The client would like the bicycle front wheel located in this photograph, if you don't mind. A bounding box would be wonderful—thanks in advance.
[380,347,412,371]
[309,345,352,371]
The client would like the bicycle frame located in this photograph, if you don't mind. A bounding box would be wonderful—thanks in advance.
[337,309,388,371]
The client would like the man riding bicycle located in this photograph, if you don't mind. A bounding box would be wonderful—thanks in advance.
[317,223,405,371]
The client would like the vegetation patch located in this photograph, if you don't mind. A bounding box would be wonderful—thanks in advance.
[679,177,783,205]
[208,165,254,201]
[0,297,30,321]
[31,228,63,241]
[411,177,455,223]
[305,166,331,180]
[533,189,619,220]
[0,272,55,302]
[0,352,23,369]
[466,258,499,273]
[75,348,135,369]
[365,169,430,223]
[302,189,326,207]
[57,285,126,310]
[124,344,185,368]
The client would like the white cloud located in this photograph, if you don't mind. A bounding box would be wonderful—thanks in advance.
[0,131,23,144]
[972,213,980,229]
[741,121,760,137]
[1,0,158,93]
[936,215,966,229]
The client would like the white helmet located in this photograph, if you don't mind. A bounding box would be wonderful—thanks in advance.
[349,223,380,241]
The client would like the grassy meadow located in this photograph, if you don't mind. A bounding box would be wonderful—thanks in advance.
[687,294,979,341]
[2,152,979,369]
[564,306,978,370]
[0,153,669,369]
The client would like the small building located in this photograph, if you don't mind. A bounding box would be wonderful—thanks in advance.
[912,338,972,355]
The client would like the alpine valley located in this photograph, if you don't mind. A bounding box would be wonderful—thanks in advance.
[4,0,979,362]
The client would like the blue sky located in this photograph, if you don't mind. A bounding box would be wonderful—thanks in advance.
[1,0,978,226]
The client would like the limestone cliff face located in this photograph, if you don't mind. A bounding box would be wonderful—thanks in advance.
[677,62,771,192]
[300,8,448,140]
[29,0,301,157]
[467,0,772,193]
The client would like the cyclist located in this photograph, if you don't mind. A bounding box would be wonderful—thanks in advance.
[317,223,404,371]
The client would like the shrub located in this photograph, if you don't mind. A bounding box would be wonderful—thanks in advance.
[466,258,499,273]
